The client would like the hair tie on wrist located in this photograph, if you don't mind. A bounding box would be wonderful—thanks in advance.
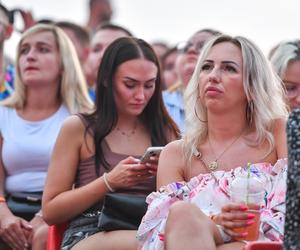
[103,173,115,192]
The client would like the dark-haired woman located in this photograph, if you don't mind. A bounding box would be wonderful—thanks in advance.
[42,37,179,250]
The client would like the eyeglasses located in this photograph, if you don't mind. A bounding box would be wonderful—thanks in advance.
[284,81,300,99]
[176,40,206,54]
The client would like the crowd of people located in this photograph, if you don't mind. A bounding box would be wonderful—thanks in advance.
[0,1,299,250]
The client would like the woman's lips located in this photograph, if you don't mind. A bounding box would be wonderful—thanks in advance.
[205,86,223,96]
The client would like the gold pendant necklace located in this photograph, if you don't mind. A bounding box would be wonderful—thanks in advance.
[192,147,218,171]
[207,130,244,170]
[192,146,219,182]
[193,129,245,172]
[208,161,218,171]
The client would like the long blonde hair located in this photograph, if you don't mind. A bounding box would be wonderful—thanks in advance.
[183,35,289,163]
[1,23,93,113]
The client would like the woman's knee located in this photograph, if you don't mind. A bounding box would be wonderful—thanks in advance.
[167,201,207,229]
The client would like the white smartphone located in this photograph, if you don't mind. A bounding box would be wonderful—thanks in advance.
[140,146,164,164]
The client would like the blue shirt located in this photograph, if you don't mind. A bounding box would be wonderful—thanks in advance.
[88,87,96,102]
[163,89,185,133]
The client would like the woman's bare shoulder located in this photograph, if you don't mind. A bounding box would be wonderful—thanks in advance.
[157,139,186,187]
[273,117,288,159]
[273,117,287,132]
[59,115,86,138]
[161,139,184,158]
[160,139,186,171]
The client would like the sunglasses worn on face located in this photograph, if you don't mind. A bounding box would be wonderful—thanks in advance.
[177,41,206,54]
[284,81,300,99]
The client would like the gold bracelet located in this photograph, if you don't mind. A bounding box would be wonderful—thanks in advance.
[0,196,6,203]
[103,173,115,192]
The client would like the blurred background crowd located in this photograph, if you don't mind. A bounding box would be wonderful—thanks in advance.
[3,0,300,58]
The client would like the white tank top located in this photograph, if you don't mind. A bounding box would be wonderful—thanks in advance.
[0,105,70,193]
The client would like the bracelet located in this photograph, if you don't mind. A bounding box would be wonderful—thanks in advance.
[103,173,115,192]
[0,196,6,203]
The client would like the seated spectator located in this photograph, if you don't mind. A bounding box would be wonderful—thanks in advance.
[42,37,179,250]
[0,23,92,250]
[56,21,90,65]
[161,46,179,90]
[163,28,221,132]
[269,40,300,110]
[56,21,90,66]
[284,108,300,249]
[137,34,289,250]
[151,41,169,64]
[0,3,14,101]
[84,23,132,101]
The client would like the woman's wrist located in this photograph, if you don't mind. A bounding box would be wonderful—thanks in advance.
[103,173,115,192]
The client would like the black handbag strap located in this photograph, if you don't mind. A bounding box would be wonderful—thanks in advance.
[9,192,42,204]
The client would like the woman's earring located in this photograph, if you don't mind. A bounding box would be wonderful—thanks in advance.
[246,100,254,125]
[194,96,207,123]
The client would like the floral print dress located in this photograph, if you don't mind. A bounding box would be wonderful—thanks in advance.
[137,159,287,250]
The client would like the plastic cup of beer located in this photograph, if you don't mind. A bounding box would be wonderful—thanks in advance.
[229,172,266,241]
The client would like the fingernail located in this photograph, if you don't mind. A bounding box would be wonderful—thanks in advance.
[240,205,248,211]
[247,220,255,225]
[146,163,151,167]
[241,232,248,237]
[247,213,255,219]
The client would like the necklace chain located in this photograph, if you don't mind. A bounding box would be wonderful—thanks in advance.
[115,122,138,139]
[192,147,218,182]
[207,130,244,170]
[193,130,245,171]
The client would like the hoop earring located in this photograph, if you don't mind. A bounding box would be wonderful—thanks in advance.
[246,100,254,125]
[194,96,207,123]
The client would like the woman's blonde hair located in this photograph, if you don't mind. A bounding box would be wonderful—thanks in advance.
[1,23,93,113]
[183,34,289,163]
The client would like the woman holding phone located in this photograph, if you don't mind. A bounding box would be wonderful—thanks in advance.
[42,37,179,250]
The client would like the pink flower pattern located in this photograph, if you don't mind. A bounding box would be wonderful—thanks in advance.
[137,159,287,250]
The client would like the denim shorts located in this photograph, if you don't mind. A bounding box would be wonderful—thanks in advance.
[61,212,101,250]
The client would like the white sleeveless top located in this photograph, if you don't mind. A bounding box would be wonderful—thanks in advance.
[0,105,70,193]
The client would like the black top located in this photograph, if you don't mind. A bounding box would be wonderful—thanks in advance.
[284,108,300,250]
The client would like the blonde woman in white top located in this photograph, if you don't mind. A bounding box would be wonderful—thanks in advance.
[0,24,92,250]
